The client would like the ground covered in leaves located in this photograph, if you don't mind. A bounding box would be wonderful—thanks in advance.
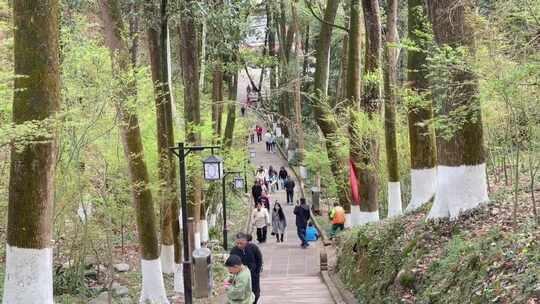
[335,180,539,304]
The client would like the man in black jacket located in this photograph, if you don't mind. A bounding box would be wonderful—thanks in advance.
[283,177,295,205]
[251,180,262,205]
[294,198,311,248]
[230,232,263,303]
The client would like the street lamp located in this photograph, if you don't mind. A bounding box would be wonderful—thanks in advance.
[222,170,243,251]
[202,155,224,180]
[249,147,256,159]
[170,143,220,304]
[234,175,245,190]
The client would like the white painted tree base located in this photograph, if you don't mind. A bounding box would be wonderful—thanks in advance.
[160,245,175,275]
[350,205,361,226]
[406,167,437,212]
[194,232,201,250]
[344,213,352,228]
[428,164,489,220]
[387,182,403,217]
[200,220,209,243]
[173,264,184,293]
[140,259,169,304]
[358,210,379,225]
[2,245,53,304]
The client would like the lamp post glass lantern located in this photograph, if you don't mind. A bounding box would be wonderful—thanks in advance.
[203,155,223,181]
[233,175,245,190]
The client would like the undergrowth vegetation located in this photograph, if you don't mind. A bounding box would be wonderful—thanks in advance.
[336,191,539,303]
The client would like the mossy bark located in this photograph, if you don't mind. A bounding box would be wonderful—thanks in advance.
[311,0,351,209]
[8,0,60,250]
[407,0,436,170]
[383,0,399,183]
[99,0,160,260]
[349,0,382,214]
[223,74,238,149]
[146,3,178,250]
[212,61,224,142]
[427,0,485,167]
[291,0,305,164]
[178,2,204,221]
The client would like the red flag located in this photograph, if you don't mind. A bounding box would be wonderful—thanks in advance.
[349,159,360,205]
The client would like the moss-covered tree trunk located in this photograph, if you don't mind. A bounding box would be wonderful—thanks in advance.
[405,0,437,212]
[3,1,59,302]
[311,0,351,211]
[347,0,364,226]
[426,0,488,219]
[178,0,204,248]
[211,61,224,143]
[223,74,238,148]
[267,1,278,92]
[336,34,349,103]
[290,0,307,197]
[383,0,403,217]
[349,0,382,226]
[146,0,180,275]
[276,0,295,140]
[99,0,169,302]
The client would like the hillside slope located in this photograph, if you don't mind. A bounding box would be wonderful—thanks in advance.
[336,182,539,304]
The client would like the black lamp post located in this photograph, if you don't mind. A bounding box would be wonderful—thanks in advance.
[170,143,220,304]
[222,171,244,251]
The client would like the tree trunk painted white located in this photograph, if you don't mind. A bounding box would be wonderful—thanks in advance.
[2,246,53,304]
[194,232,201,250]
[160,245,175,275]
[358,211,380,225]
[200,219,209,243]
[387,182,403,217]
[406,167,436,212]
[350,205,360,226]
[174,263,184,293]
[140,259,169,303]
[344,212,352,228]
[428,164,488,220]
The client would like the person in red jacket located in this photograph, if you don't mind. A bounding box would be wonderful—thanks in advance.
[255,125,263,143]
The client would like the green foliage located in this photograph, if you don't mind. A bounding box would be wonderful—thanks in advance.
[336,210,539,304]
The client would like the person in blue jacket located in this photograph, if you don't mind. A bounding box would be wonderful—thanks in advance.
[305,222,319,242]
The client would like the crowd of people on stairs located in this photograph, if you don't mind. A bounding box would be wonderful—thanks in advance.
[224,122,328,304]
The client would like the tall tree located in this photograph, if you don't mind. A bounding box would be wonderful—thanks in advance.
[275,0,296,140]
[211,61,224,142]
[146,0,180,275]
[3,1,59,302]
[383,0,403,217]
[310,0,351,213]
[291,0,306,193]
[426,0,488,219]
[405,0,437,212]
[223,74,238,148]
[266,1,278,92]
[346,0,363,225]
[349,0,383,225]
[99,0,169,302]
[178,0,204,247]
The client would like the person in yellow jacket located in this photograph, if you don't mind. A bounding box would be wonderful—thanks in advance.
[329,203,346,237]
